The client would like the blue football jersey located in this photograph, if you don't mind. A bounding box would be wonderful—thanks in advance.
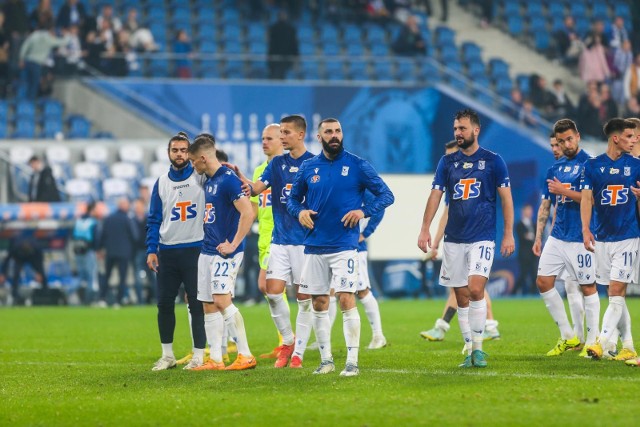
[201,166,246,257]
[580,153,640,242]
[260,151,315,245]
[543,149,591,242]
[432,146,510,244]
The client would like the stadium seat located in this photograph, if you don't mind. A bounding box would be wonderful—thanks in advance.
[591,2,608,18]
[417,59,443,84]
[195,8,215,25]
[434,26,455,46]
[299,60,321,80]
[461,42,482,62]
[12,119,35,138]
[494,78,514,98]
[170,8,191,25]
[502,0,520,18]
[439,45,458,63]
[507,16,524,37]
[343,25,362,44]
[346,60,369,80]
[68,116,91,139]
[547,1,565,18]
[575,17,590,38]
[322,44,341,56]
[15,101,36,121]
[146,8,168,23]
[65,178,95,202]
[299,42,316,56]
[45,146,72,173]
[221,24,243,42]
[488,58,510,80]
[550,15,564,33]
[93,131,115,139]
[248,41,267,55]
[222,40,243,54]
[102,178,132,203]
[613,2,630,17]
[320,26,340,44]
[569,3,587,19]
[395,59,416,80]
[516,73,531,95]
[370,44,390,56]
[196,25,216,41]
[365,26,386,44]
[74,162,103,180]
[297,27,315,44]
[247,24,266,43]
[533,32,551,52]
[528,16,547,34]
[111,161,141,182]
[467,61,487,78]
[345,42,365,57]
[148,58,170,77]
[372,61,394,81]
[224,60,245,78]
[149,161,168,178]
[324,61,345,80]
[42,99,63,122]
[117,144,145,165]
[248,62,268,79]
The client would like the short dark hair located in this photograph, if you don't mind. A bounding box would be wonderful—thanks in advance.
[188,133,216,154]
[167,131,190,150]
[280,115,307,132]
[553,118,578,136]
[28,155,40,164]
[548,131,556,139]
[215,149,229,162]
[444,140,457,150]
[603,118,636,138]
[317,117,339,131]
[454,109,480,127]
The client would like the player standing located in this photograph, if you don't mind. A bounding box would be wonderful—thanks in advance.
[532,119,599,357]
[187,134,257,371]
[417,109,515,368]
[147,132,207,371]
[288,118,394,376]
[582,119,640,361]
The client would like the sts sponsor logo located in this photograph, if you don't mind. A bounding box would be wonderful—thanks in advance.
[259,188,272,208]
[453,178,481,200]
[170,201,198,222]
[601,185,628,206]
[557,183,573,203]
[203,203,216,223]
[280,183,292,204]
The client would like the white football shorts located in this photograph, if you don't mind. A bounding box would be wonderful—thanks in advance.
[197,252,244,301]
[266,244,304,286]
[538,236,596,285]
[439,241,495,288]
[594,238,639,285]
[300,250,359,295]
[357,251,371,292]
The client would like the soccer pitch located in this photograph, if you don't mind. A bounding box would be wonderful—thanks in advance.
[2,298,640,426]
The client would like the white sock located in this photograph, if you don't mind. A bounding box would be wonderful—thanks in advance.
[204,312,224,363]
[221,324,228,356]
[469,299,487,351]
[313,309,332,362]
[618,303,634,351]
[600,296,626,349]
[342,307,361,365]
[485,319,499,331]
[565,279,585,342]
[161,343,174,359]
[457,307,471,355]
[293,299,313,359]
[267,293,294,345]
[187,306,194,347]
[607,329,620,353]
[223,304,251,357]
[360,292,383,336]
[583,293,600,346]
[329,296,337,329]
[540,288,574,339]
[193,347,204,361]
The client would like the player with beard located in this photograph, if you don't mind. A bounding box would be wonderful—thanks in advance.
[418,109,515,368]
[532,119,599,357]
[288,118,394,376]
[147,132,207,371]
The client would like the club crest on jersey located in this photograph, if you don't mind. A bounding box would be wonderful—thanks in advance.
[563,166,571,172]
[610,168,620,174]
[453,178,481,200]
[463,162,473,169]
[281,164,286,170]
[601,185,628,206]
[170,201,198,222]
[573,165,580,174]
[479,160,485,170]
[212,184,218,195]
[311,175,320,183]
[625,167,630,176]
[342,166,349,176]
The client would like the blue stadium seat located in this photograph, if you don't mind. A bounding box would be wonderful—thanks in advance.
[0,100,9,121]
[488,58,510,80]
[528,16,547,33]
[149,58,170,77]
[41,119,63,138]
[613,2,630,18]
[447,74,467,91]
[221,24,243,42]
[591,2,608,18]
[171,8,191,25]
[461,42,482,62]
[93,131,115,139]
[547,1,565,17]
[434,26,455,45]
[222,40,243,54]
[247,62,268,79]
[146,8,168,23]
[366,26,386,44]
[0,119,7,138]
[224,60,244,78]
[516,73,531,95]
[370,44,390,56]
[346,42,365,57]
[445,59,463,74]
[346,60,369,80]
[550,15,564,33]
[199,40,217,53]
[343,25,362,44]
[68,115,91,139]
[533,31,550,51]
[42,99,64,122]
[417,59,442,83]
[507,16,524,37]
[15,101,36,121]
[247,24,266,43]
[324,61,345,81]
[320,26,340,44]
[299,60,321,80]
[195,9,215,25]
[502,0,520,18]
[200,61,221,78]
[570,3,587,19]
[467,62,486,79]
[248,41,266,55]
[494,79,513,98]
[575,17,590,38]
[395,59,416,81]
[196,25,216,41]
[298,27,315,44]
[299,42,316,56]
[322,44,341,56]
[439,45,458,63]
[13,119,36,138]
[372,61,394,81]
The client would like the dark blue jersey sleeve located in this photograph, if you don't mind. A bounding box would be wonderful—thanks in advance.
[287,161,308,219]
[359,159,394,218]
[146,179,163,254]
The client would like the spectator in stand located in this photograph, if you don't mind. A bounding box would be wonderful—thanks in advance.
[0,235,48,306]
[577,86,604,138]
[579,19,611,84]
[518,99,540,129]
[124,8,156,52]
[550,79,575,120]
[385,0,411,22]
[476,0,494,28]
[365,1,391,23]
[3,0,30,84]
[59,23,83,75]
[107,30,134,77]
[28,155,61,202]
[515,204,536,295]
[83,30,106,73]
[96,4,122,34]
[19,14,68,99]
[267,11,298,80]
[72,201,99,305]
[529,74,556,120]
[56,0,87,31]
[623,97,640,118]
[608,16,629,52]
[0,11,9,97]
[422,0,448,22]
[28,0,53,31]
[599,82,618,120]
[173,29,192,78]
[505,87,524,119]
[392,15,426,56]
[613,39,633,104]
[98,197,138,308]
[554,16,583,66]
[622,53,640,104]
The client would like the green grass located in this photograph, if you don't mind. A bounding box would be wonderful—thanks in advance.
[2,298,640,426]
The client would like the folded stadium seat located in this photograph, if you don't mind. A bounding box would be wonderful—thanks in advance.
[45,146,72,180]
[547,1,565,18]
[533,31,551,52]
[149,23,166,41]
[111,162,142,184]
[569,3,587,19]
[494,78,514,98]
[247,41,266,56]
[416,59,443,84]
[117,144,145,167]
[74,161,103,181]
[466,61,487,80]
[224,60,245,78]
[550,15,564,33]
[42,99,63,123]
[372,61,394,81]
[146,8,168,25]
[501,0,520,19]
[222,40,244,54]
[170,7,191,25]
[324,60,345,81]
[444,58,463,75]
[93,131,114,139]
[102,178,132,204]
[369,44,390,56]
[346,60,370,81]
[322,43,341,56]
[525,1,543,17]
[299,42,316,56]
[15,100,36,122]
[365,26,386,45]
[149,161,169,178]
[297,27,315,44]
[345,42,365,57]
[506,15,524,37]
[149,58,171,77]
[248,62,268,79]
[447,73,467,91]
[220,9,240,25]
[434,26,456,46]
[199,40,217,54]
[528,15,547,34]
[591,2,608,18]
[488,58,510,80]
[67,115,91,139]
[320,26,340,45]
[195,24,216,41]
[516,73,531,95]
[343,25,363,44]
[12,119,36,139]
[246,24,266,43]
[221,24,243,43]
[613,2,630,17]
[299,59,322,80]
[461,42,482,62]
[438,44,459,64]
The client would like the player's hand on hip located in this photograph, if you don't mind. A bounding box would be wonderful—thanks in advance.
[532,239,542,257]
[501,234,515,257]
[299,210,317,229]
[147,253,159,272]
[583,230,596,252]
[341,209,364,228]
[217,240,237,256]
[417,230,431,253]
